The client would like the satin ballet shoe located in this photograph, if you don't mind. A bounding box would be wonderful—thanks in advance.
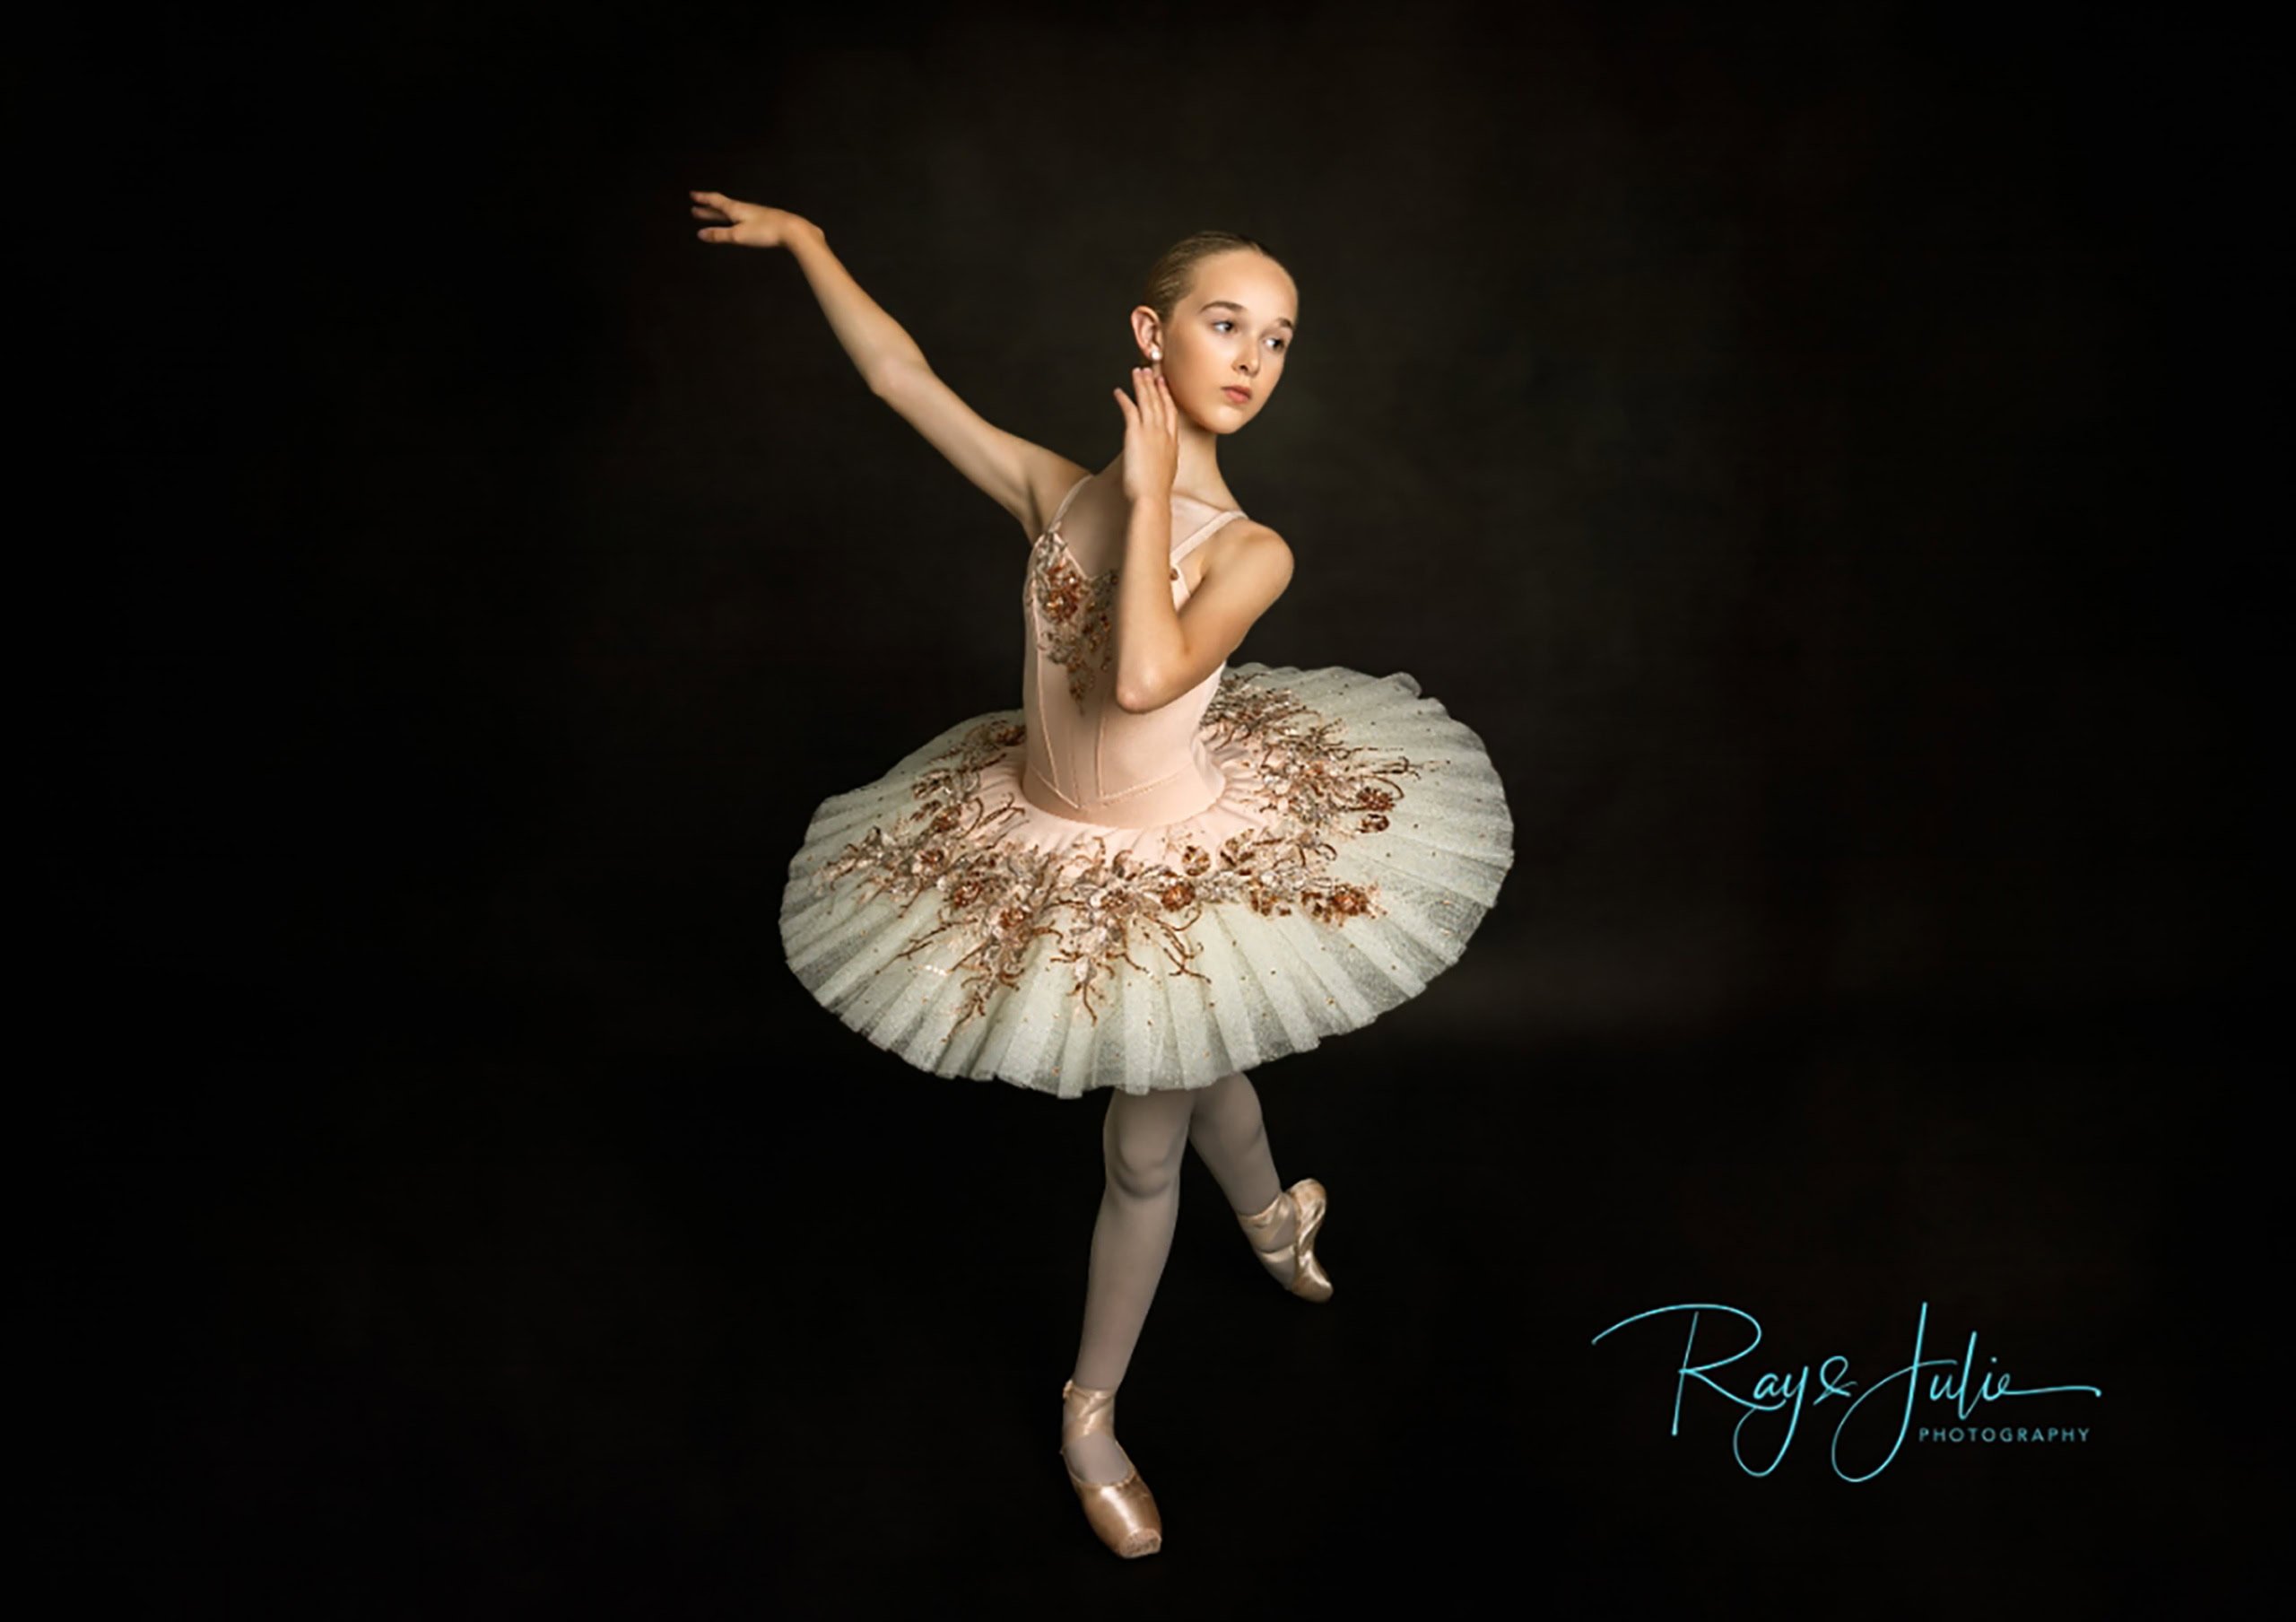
[1237,1178,1332,1302]
[1060,1379,1162,1558]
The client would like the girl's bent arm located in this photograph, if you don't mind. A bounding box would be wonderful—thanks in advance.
[1107,367,1290,712]
[1113,519,1294,713]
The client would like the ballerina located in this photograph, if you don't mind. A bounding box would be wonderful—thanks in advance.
[691,190,1514,1557]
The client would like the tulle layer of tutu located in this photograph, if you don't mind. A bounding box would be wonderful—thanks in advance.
[778,663,1514,1099]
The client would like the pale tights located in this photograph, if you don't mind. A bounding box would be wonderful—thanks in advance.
[1064,1068,1298,1485]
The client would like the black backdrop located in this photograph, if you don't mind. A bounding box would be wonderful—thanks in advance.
[57,1,2272,1614]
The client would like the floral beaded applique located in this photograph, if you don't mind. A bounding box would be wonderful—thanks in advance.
[1028,529,1117,703]
[813,671,1421,1033]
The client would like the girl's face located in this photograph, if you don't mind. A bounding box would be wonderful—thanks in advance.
[1156,250,1298,433]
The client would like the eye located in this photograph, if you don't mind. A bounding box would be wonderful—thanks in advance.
[1213,318,1286,352]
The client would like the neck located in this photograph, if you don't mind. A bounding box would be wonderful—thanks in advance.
[1171,419,1228,506]
[1104,419,1236,509]
[1111,420,1239,502]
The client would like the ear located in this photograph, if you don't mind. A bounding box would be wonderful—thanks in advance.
[1128,305,1161,360]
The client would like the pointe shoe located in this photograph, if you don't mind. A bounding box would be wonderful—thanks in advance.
[1237,1178,1332,1302]
[1059,1380,1162,1558]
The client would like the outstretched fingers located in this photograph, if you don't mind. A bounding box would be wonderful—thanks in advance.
[690,189,727,243]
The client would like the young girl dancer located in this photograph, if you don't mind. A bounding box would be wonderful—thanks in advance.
[691,191,1514,1558]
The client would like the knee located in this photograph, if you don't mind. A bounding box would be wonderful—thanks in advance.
[1108,1158,1177,1203]
[1105,1106,1187,1199]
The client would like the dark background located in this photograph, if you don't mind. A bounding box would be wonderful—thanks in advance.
[54,0,2272,1613]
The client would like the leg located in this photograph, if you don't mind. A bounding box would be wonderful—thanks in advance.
[1187,1070,1297,1278]
[1065,1086,1196,1485]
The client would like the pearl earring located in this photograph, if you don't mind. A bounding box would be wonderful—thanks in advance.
[1150,346,1161,361]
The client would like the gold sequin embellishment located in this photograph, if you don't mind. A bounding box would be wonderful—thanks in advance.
[813,672,1420,1033]
[1028,530,1118,703]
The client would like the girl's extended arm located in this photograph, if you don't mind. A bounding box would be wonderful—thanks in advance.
[1109,369,1293,713]
[691,191,1086,537]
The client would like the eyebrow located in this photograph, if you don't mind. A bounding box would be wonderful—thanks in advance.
[1198,299,1296,331]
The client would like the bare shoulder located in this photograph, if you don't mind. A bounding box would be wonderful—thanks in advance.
[1019,448,1095,540]
[1204,519,1295,589]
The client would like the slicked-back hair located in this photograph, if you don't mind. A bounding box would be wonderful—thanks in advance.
[1141,231,1287,325]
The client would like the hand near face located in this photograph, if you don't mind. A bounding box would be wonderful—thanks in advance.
[1113,365,1180,503]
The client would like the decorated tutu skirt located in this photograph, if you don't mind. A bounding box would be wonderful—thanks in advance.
[778,662,1513,1099]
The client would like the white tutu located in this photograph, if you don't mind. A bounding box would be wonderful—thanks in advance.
[778,662,1514,1099]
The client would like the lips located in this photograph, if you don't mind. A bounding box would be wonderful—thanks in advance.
[1222,387,1252,404]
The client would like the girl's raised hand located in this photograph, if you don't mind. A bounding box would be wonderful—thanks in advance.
[690,190,812,249]
[1113,365,1179,503]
